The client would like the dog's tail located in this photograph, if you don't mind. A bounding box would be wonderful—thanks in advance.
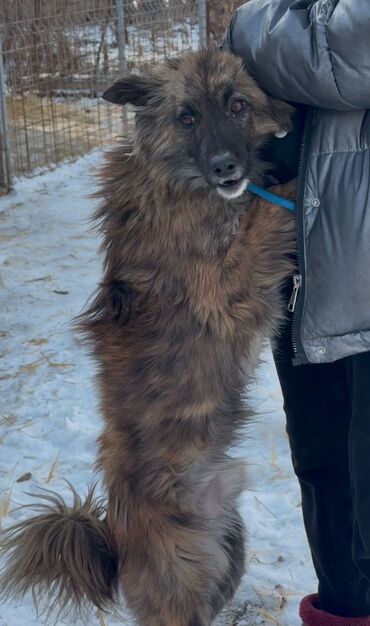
[0,484,118,618]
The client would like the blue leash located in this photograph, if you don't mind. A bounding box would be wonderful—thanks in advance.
[247,182,296,212]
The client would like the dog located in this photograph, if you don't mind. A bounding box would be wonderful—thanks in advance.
[0,49,296,626]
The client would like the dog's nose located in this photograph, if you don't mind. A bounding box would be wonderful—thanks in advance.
[210,153,238,179]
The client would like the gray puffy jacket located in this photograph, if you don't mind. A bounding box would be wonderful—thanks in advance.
[223,0,370,365]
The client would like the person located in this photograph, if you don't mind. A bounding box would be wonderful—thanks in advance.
[223,1,370,624]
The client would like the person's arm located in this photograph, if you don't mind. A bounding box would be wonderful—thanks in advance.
[223,0,370,110]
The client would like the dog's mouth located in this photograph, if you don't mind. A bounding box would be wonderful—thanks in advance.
[215,177,249,200]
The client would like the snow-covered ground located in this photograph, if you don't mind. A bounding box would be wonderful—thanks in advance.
[0,152,316,626]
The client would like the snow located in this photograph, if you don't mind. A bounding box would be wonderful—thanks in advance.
[0,152,316,626]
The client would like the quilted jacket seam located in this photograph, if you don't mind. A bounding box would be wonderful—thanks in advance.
[305,329,370,342]
[321,2,353,109]
[310,144,370,157]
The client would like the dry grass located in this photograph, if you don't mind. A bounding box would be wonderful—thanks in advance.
[224,596,285,626]
[27,338,48,346]
[0,491,11,529]
[45,454,60,484]
[97,609,108,626]
[6,93,123,174]
[0,353,75,381]
[24,275,53,283]
[40,352,74,369]
[0,415,17,428]
[254,496,278,520]
[7,94,119,137]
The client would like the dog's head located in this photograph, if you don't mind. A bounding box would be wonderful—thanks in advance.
[103,49,292,201]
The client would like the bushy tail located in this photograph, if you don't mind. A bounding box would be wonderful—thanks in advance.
[0,485,118,619]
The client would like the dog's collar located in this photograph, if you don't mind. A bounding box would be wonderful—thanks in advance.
[247,182,296,212]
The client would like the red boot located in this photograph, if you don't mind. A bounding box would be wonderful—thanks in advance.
[300,594,370,626]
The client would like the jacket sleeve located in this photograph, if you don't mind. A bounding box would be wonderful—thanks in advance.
[223,0,370,110]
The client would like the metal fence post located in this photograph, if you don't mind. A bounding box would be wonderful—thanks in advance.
[116,0,128,134]
[0,28,12,192]
[198,0,207,48]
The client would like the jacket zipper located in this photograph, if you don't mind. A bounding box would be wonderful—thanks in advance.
[290,108,315,365]
[287,274,302,313]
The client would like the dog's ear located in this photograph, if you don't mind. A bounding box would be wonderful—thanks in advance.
[267,97,294,135]
[103,75,157,107]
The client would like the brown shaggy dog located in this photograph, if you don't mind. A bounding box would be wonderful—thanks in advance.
[0,49,296,625]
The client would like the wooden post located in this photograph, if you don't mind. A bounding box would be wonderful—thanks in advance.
[198,0,207,48]
[0,28,11,192]
[116,0,128,134]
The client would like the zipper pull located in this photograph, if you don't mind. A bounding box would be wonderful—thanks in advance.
[288,274,302,313]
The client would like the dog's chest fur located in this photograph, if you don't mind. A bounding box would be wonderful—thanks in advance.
[87,177,296,447]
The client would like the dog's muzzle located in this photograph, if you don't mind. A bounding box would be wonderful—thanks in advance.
[215,176,249,200]
[208,154,248,200]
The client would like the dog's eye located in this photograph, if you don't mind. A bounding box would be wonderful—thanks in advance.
[230,99,248,115]
[179,113,196,128]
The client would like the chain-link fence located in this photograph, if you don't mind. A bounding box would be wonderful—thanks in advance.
[0,0,207,190]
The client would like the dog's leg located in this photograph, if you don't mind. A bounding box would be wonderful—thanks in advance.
[210,510,246,618]
[110,501,243,626]
[104,458,246,626]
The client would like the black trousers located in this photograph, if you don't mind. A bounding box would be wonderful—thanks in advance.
[273,319,370,617]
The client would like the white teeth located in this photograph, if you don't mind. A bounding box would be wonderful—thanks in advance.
[216,178,249,200]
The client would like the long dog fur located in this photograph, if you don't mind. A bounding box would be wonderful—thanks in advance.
[0,49,296,626]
